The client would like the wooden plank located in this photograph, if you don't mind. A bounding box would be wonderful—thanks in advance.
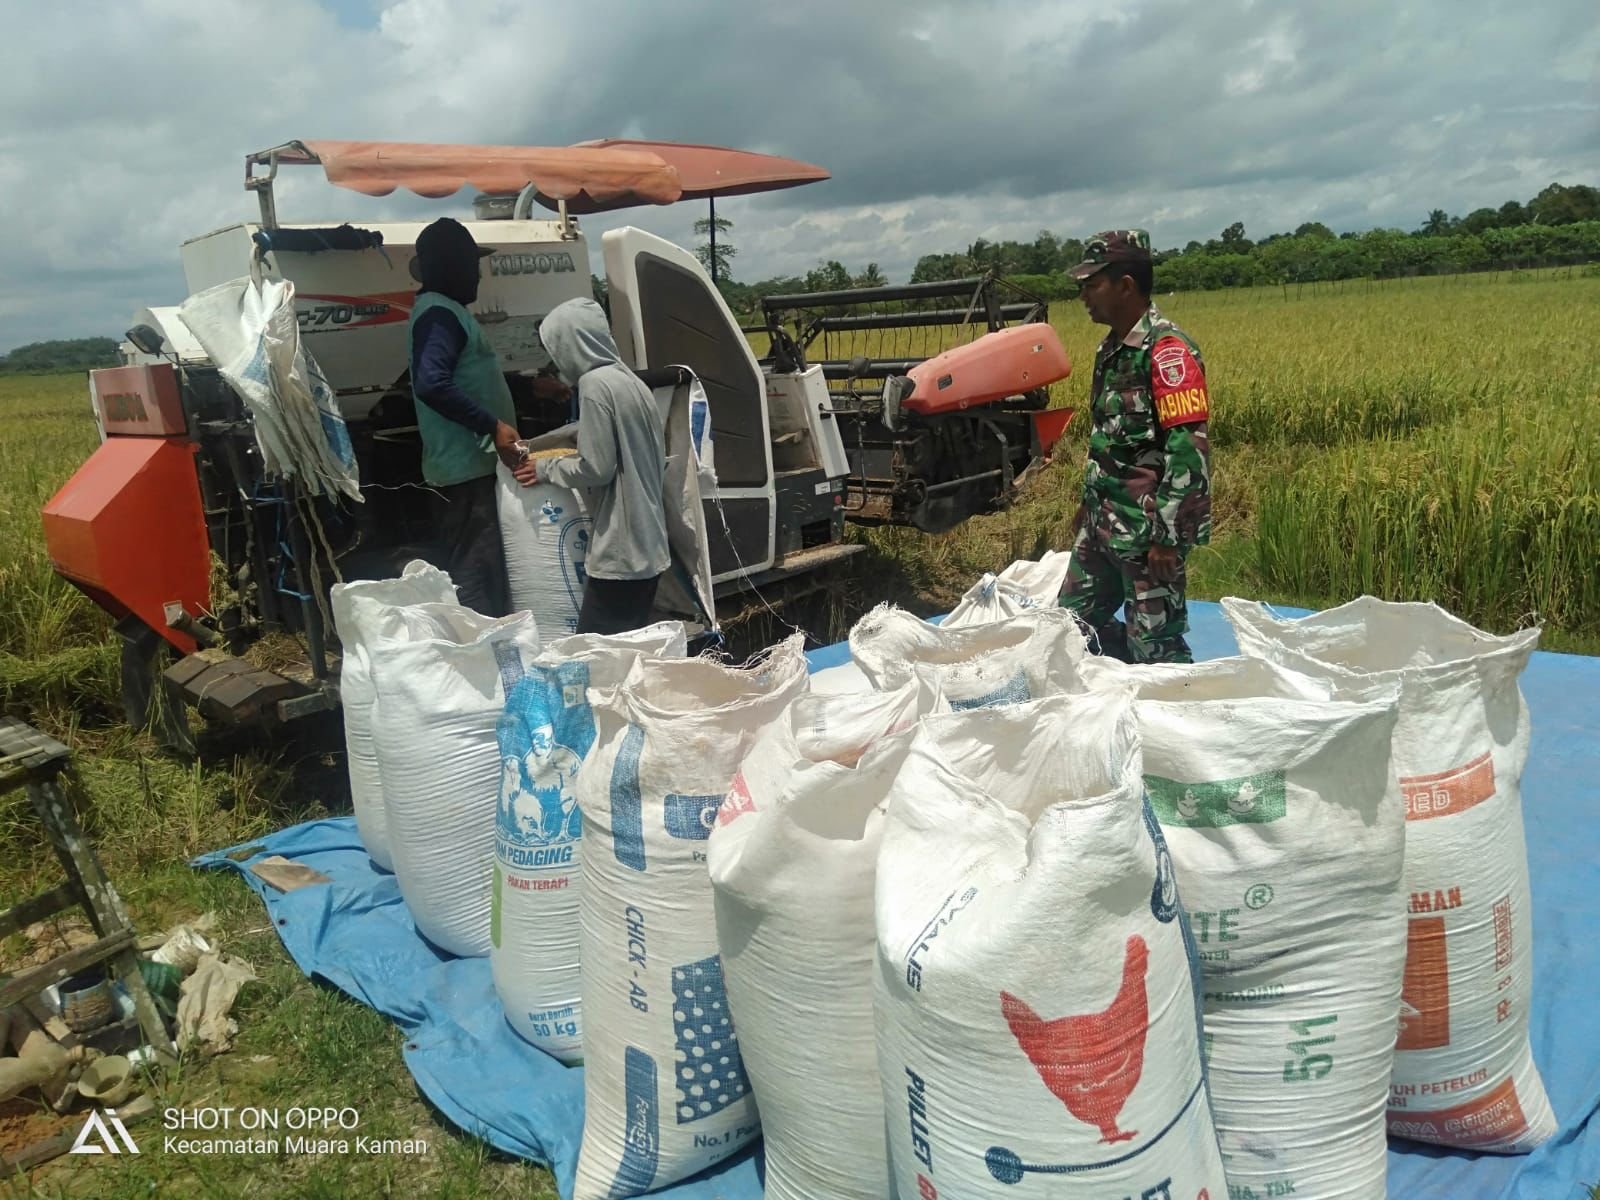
[0,718,69,794]
[0,928,135,1011]
[2,1132,77,1176]
[0,717,69,764]
[0,881,80,941]
[31,779,131,941]
[18,993,78,1048]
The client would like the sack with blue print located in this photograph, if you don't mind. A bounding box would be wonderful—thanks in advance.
[497,463,591,636]
[369,607,542,957]
[490,624,688,1063]
[571,634,809,1200]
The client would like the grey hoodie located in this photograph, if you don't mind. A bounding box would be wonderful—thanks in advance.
[537,298,671,581]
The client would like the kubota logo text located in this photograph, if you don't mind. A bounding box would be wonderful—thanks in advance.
[489,252,578,276]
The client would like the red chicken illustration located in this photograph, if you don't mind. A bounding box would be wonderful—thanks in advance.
[1000,933,1151,1144]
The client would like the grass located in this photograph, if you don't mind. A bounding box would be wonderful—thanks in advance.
[0,375,563,1197]
[1,267,1598,1195]
[824,267,1600,653]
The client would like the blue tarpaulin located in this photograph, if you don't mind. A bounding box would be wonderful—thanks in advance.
[195,601,1599,1199]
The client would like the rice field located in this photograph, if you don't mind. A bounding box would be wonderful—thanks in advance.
[0,266,1595,1197]
[840,267,1600,650]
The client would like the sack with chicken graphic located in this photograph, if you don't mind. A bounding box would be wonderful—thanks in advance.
[874,689,1227,1199]
[708,677,943,1200]
[1090,654,1408,1198]
[1223,597,1556,1152]
[848,604,1088,706]
[572,635,809,1200]
[490,623,688,1062]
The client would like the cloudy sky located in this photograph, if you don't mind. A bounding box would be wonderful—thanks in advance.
[2,0,1596,352]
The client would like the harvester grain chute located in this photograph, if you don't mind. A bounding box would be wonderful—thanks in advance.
[40,138,1074,734]
[755,275,1074,533]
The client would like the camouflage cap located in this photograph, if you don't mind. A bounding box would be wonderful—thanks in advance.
[1068,229,1153,280]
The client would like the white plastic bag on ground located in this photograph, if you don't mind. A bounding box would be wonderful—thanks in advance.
[1100,655,1407,1199]
[875,691,1227,1199]
[371,606,541,957]
[331,561,458,871]
[573,635,810,1200]
[496,462,591,638]
[491,623,688,1062]
[945,550,1074,626]
[708,678,942,1200]
[849,604,1087,705]
[1223,596,1556,1152]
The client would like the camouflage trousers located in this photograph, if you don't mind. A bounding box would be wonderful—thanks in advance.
[1059,526,1193,664]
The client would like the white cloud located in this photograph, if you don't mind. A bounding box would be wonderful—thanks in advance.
[0,0,1596,350]
[1224,21,1300,96]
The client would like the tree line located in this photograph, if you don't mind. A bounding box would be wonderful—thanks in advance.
[701,180,1600,311]
[12,184,1595,361]
[0,337,120,373]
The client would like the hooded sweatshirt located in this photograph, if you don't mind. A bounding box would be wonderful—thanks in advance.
[538,298,671,581]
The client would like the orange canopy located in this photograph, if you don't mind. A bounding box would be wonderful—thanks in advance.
[549,139,830,213]
[251,140,684,207]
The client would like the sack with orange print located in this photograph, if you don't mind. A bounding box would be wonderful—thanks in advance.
[1224,596,1556,1153]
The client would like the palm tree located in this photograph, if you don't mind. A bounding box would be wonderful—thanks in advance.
[1420,209,1452,236]
[854,263,886,288]
[693,214,736,282]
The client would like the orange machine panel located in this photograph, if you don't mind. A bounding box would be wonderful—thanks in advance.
[41,438,210,654]
[90,364,187,436]
[904,323,1072,415]
[1030,408,1076,459]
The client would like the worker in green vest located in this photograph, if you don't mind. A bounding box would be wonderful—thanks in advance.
[407,216,553,616]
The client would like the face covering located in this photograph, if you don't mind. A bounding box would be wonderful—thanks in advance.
[414,220,483,306]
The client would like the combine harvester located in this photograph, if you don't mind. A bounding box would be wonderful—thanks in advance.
[40,139,1073,732]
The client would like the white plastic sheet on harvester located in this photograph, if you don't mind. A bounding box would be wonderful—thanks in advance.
[652,378,718,632]
[178,274,360,501]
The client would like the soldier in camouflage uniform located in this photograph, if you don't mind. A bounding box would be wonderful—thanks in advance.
[1059,230,1211,663]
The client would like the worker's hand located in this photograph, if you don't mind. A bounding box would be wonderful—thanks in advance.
[1072,504,1088,537]
[513,456,541,488]
[531,375,572,404]
[1148,543,1181,584]
[493,421,526,472]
